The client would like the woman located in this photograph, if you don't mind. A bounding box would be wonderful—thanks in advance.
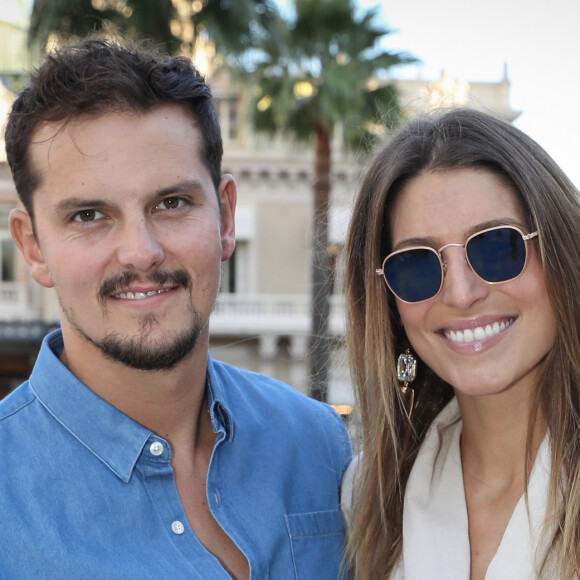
[341,108,580,579]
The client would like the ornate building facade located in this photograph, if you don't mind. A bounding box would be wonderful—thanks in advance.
[0,9,519,401]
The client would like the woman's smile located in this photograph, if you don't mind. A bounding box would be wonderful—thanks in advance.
[442,316,515,343]
[391,168,556,397]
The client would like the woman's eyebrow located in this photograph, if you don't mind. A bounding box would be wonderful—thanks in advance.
[391,235,440,252]
[392,218,528,252]
[465,217,526,236]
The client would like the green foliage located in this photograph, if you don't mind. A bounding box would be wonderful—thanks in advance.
[29,0,280,57]
[195,0,280,56]
[1,74,28,94]
[242,0,418,399]
[249,0,416,152]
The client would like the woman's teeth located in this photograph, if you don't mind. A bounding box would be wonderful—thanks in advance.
[114,288,170,300]
[444,319,514,343]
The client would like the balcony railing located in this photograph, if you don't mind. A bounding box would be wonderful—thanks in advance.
[211,293,345,337]
[0,282,36,320]
[0,285,347,337]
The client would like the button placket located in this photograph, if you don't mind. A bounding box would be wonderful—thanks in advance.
[171,520,185,535]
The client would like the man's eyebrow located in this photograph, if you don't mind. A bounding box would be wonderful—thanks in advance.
[52,180,208,215]
[54,198,109,215]
[154,179,206,198]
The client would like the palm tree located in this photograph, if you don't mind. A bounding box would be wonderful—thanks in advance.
[26,0,413,402]
[249,0,414,401]
[28,0,279,57]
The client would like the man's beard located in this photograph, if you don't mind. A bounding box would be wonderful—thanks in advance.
[92,313,204,370]
[59,269,206,371]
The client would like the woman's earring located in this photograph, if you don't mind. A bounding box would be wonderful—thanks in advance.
[397,348,416,419]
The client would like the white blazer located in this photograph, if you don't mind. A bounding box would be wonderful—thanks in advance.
[341,399,554,579]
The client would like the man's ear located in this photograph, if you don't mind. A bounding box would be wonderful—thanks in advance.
[218,174,237,262]
[9,208,54,288]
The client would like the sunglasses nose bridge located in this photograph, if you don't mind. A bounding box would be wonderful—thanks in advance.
[437,241,464,253]
[437,242,468,276]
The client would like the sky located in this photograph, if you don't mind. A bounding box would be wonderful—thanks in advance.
[279,0,579,187]
[356,0,580,187]
[2,0,578,186]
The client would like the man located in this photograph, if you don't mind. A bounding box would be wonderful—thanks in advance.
[1,36,351,579]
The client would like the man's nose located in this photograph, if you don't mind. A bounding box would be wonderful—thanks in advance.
[115,218,165,271]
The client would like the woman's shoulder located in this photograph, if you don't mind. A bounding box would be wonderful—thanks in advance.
[340,453,362,532]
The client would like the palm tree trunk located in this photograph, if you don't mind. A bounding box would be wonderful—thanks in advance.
[308,124,332,401]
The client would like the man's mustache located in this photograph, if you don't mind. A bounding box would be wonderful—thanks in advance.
[98,270,192,302]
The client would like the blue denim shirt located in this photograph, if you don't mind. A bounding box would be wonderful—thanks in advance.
[0,330,352,579]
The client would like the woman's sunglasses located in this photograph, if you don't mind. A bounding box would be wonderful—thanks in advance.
[376,225,538,304]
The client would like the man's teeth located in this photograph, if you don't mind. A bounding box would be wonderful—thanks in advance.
[115,288,170,300]
[444,319,513,343]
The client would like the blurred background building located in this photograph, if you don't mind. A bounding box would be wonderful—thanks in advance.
[0,0,519,405]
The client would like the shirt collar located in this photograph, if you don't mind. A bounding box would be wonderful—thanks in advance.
[205,355,235,442]
[29,330,237,482]
[29,330,157,483]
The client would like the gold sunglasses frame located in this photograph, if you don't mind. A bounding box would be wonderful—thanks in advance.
[375,225,538,304]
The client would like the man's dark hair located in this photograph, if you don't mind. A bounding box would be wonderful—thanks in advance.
[4,35,223,217]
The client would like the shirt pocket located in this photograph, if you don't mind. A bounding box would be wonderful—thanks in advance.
[284,509,346,580]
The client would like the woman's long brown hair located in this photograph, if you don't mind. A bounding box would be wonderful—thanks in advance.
[344,108,580,578]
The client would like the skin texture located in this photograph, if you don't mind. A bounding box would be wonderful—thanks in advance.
[389,168,557,579]
[12,105,233,373]
[390,168,556,400]
[10,105,250,579]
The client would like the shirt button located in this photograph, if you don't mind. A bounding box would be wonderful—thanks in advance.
[171,520,185,535]
[213,490,220,506]
[149,441,164,456]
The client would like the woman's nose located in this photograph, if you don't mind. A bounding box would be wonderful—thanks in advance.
[438,247,488,308]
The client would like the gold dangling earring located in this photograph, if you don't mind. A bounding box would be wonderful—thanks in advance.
[397,348,416,419]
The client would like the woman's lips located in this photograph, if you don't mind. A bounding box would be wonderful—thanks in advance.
[443,317,515,343]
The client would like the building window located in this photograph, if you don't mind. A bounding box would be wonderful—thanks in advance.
[0,209,14,282]
[214,96,239,141]
[328,243,345,295]
[222,247,237,293]
[1,238,15,282]
[228,97,238,140]
[221,241,249,294]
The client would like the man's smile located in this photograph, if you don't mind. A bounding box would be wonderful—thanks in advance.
[113,288,173,300]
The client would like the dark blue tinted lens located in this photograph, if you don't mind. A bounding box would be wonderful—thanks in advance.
[384,248,442,302]
[466,227,526,282]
